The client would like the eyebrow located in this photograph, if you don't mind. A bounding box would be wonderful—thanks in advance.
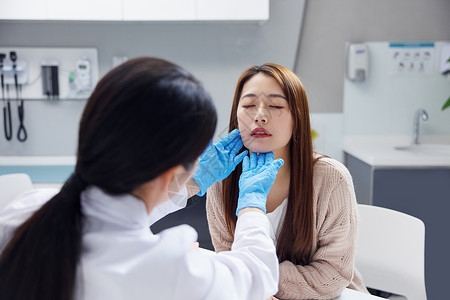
[268,94,287,100]
[241,93,287,100]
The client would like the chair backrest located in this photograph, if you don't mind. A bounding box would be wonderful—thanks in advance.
[0,173,33,211]
[355,204,427,300]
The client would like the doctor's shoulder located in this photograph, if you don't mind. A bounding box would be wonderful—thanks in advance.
[0,188,58,253]
[0,188,58,223]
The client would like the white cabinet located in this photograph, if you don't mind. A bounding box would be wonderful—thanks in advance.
[47,0,122,20]
[0,0,46,20]
[196,0,269,21]
[124,0,269,21]
[123,0,196,21]
[0,0,269,21]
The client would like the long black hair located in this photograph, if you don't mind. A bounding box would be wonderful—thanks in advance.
[0,57,217,300]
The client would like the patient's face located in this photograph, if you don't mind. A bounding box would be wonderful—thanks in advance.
[237,73,293,154]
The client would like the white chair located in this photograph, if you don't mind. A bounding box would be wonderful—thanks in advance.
[0,173,33,211]
[355,204,427,300]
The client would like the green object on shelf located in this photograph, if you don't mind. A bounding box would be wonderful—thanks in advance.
[443,57,450,111]
[442,96,450,111]
[69,71,75,83]
[311,129,319,140]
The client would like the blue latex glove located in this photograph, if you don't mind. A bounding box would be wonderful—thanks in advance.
[192,129,248,196]
[236,152,284,216]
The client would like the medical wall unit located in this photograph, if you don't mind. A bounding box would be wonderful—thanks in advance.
[0,47,98,102]
[0,47,99,182]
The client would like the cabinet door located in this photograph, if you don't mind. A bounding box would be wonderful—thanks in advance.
[47,0,122,20]
[196,0,269,21]
[0,0,46,20]
[123,0,196,21]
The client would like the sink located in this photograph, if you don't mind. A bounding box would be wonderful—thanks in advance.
[395,144,450,155]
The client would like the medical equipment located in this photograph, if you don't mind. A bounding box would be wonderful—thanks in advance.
[75,58,92,92]
[10,51,27,142]
[41,62,59,98]
[67,58,93,97]
[347,43,369,82]
[0,53,12,141]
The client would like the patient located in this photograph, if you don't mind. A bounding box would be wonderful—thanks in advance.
[205,63,369,299]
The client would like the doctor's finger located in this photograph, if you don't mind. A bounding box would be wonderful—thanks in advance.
[242,155,250,171]
[257,153,266,168]
[217,129,240,147]
[229,138,244,156]
[234,150,248,165]
[224,133,243,152]
[265,152,274,164]
[249,152,257,169]
[271,159,284,171]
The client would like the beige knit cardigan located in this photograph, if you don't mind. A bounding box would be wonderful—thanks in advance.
[203,157,369,299]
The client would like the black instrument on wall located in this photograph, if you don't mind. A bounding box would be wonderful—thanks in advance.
[10,51,27,142]
[0,52,13,141]
[1,51,28,142]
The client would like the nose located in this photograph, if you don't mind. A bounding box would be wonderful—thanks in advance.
[254,106,268,124]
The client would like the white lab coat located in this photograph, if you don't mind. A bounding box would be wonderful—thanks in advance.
[0,186,279,300]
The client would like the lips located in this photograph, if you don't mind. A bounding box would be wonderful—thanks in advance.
[251,127,271,137]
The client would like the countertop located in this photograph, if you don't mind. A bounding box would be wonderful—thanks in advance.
[343,135,450,167]
[0,156,76,183]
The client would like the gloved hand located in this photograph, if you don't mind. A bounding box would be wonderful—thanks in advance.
[236,152,284,216]
[192,129,248,196]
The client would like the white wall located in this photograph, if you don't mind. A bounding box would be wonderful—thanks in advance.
[296,0,450,112]
[0,1,306,154]
[343,41,450,136]
[310,113,343,161]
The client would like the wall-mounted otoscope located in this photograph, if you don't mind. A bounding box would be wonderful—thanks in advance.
[10,51,27,142]
[0,52,13,141]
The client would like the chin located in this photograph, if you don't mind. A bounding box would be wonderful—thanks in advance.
[243,141,274,154]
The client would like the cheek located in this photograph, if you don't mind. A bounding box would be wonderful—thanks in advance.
[237,109,252,133]
[276,115,294,142]
[287,122,294,142]
[237,110,254,149]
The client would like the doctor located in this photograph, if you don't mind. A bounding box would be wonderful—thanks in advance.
[0,57,284,300]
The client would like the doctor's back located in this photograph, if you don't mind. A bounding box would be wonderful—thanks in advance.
[0,57,279,300]
[0,184,277,300]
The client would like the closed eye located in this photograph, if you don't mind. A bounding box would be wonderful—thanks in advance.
[242,105,255,108]
[269,106,284,109]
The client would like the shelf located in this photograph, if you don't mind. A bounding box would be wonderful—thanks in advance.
[0,155,76,183]
[2,98,88,101]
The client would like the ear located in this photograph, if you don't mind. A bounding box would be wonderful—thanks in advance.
[158,165,184,190]
[132,165,185,214]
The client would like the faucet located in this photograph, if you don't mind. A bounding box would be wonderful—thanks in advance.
[413,109,428,144]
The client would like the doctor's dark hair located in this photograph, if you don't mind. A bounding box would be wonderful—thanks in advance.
[222,63,315,265]
[0,57,217,300]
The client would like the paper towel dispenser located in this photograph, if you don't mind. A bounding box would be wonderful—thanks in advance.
[346,43,369,82]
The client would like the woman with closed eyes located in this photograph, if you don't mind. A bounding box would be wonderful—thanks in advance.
[206,63,369,299]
